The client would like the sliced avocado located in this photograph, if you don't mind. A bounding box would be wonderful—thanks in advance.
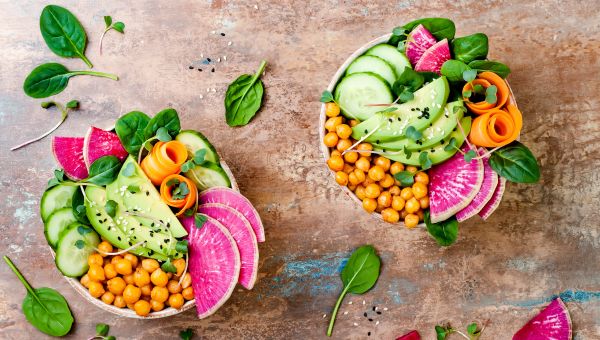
[373,101,464,151]
[375,116,472,165]
[351,76,450,143]
[106,156,188,238]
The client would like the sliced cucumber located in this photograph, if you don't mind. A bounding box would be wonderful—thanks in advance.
[40,183,77,222]
[55,224,100,277]
[185,161,231,190]
[334,72,393,121]
[176,130,220,163]
[44,208,78,249]
[346,55,397,86]
[365,44,412,77]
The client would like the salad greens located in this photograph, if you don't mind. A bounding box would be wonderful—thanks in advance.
[389,18,456,46]
[115,111,152,155]
[489,141,540,183]
[85,156,123,185]
[436,321,486,340]
[225,60,268,127]
[424,211,459,246]
[468,60,511,78]
[451,33,488,64]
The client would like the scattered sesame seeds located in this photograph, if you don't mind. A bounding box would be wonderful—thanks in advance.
[254,4,259,9]
[353,323,358,326]
[362,300,366,305]
[322,314,327,318]
[211,30,216,34]
[228,41,233,46]
[217,57,221,62]
[383,307,388,311]
[223,55,227,61]
[343,311,348,315]
[220,32,226,36]
[348,301,353,305]
[375,321,380,326]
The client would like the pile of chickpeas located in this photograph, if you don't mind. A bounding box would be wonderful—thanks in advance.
[323,102,430,227]
[80,240,194,316]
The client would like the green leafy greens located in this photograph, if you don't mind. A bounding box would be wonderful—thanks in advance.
[225,60,267,127]
[389,18,456,46]
[99,15,125,54]
[468,60,511,78]
[489,141,540,183]
[424,211,459,246]
[115,111,152,155]
[85,156,122,185]
[451,33,489,64]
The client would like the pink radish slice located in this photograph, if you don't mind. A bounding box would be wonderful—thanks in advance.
[414,39,451,74]
[428,145,484,223]
[199,187,265,242]
[479,176,507,220]
[181,214,240,319]
[513,298,572,340]
[52,136,88,180]
[83,126,128,168]
[198,203,259,289]
[456,148,499,222]
[405,24,437,66]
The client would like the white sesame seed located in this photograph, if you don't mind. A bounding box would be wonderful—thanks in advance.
[322,314,327,318]
[376,321,380,325]
[362,300,365,305]
[217,57,221,62]
[206,88,210,92]
[211,30,216,34]
[254,4,259,9]
[200,53,203,58]
[223,55,227,61]
[343,311,348,315]
[353,323,358,326]
[348,301,353,305]
[199,94,204,99]
[211,88,216,92]
[228,41,232,46]
[383,307,388,311]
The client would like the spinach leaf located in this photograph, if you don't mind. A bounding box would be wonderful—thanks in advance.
[440,60,471,82]
[320,90,334,103]
[23,63,118,98]
[180,328,194,340]
[390,18,455,46]
[424,211,459,246]
[40,5,92,68]
[96,323,109,336]
[115,111,151,155]
[71,188,89,224]
[327,245,380,336]
[468,60,511,78]
[451,33,488,64]
[143,108,181,141]
[85,156,122,185]
[392,67,424,99]
[489,141,540,183]
[3,256,74,336]
[225,60,267,127]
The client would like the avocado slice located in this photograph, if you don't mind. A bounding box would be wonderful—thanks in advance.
[375,116,472,166]
[351,76,450,143]
[373,101,464,151]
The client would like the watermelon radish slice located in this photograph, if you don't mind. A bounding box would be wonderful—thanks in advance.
[197,203,259,289]
[513,298,572,340]
[479,177,507,220]
[83,126,128,168]
[396,330,421,340]
[405,24,437,66]
[456,148,499,222]
[52,136,88,180]
[181,214,240,319]
[199,187,265,243]
[428,145,484,223]
[414,39,451,74]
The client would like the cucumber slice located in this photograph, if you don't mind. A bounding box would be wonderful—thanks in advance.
[55,224,100,277]
[365,44,412,77]
[334,72,393,121]
[176,130,220,163]
[346,55,397,86]
[44,208,78,249]
[185,161,231,190]
[40,183,77,222]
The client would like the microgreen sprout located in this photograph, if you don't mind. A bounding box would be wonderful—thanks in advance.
[99,16,125,55]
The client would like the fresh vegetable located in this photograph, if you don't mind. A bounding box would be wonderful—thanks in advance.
[90,322,116,340]
[180,214,241,318]
[198,203,259,289]
[415,39,451,74]
[115,111,152,155]
[405,24,437,66]
[440,60,472,82]
[175,130,220,163]
[180,328,194,340]
[451,33,488,64]
[52,136,88,180]
[225,60,267,127]
[184,161,231,190]
[389,18,456,46]
[3,256,74,336]
[478,177,506,220]
[455,148,498,222]
[83,127,129,168]
[334,72,393,121]
[468,60,511,78]
[143,108,181,141]
[40,5,93,68]
[99,15,125,54]
[462,71,509,114]
[23,63,117,98]
[346,55,397,86]
[11,100,79,151]
[326,245,381,336]
[469,105,522,147]
[364,44,412,79]
[44,208,78,249]
[513,298,571,340]
[488,141,540,183]
[392,67,424,101]
[397,330,421,340]
[160,175,198,216]
[436,321,486,340]
[72,187,89,224]
[85,156,122,186]
[424,211,458,246]
[55,224,101,277]
[40,181,77,221]
[141,141,188,185]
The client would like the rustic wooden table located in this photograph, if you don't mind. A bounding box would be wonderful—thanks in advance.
[1,0,599,339]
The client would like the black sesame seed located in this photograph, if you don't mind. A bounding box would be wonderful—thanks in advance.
[167,223,171,227]
[160,244,163,249]
[368,318,373,322]
[207,58,211,62]
[198,68,202,72]
[397,117,401,121]
[220,32,225,36]
[146,191,150,196]
[128,241,132,246]
[364,129,368,134]
[108,226,112,231]
[376,140,380,144]
[440,140,445,144]
[117,236,121,241]
[149,250,154,255]
[431,149,436,153]
[388,118,393,123]
[96,213,101,216]
[376,311,381,315]
[189,66,194,69]
[165,239,170,243]
[211,68,215,72]
[372,306,376,311]
[364,312,368,317]
[368,332,371,336]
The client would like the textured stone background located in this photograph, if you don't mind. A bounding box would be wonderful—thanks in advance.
[0,0,599,339]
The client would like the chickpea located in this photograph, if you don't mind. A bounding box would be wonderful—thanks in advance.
[113,295,126,308]
[104,263,117,280]
[400,209,409,219]
[348,184,357,191]
[368,165,385,181]
[87,264,105,282]
[357,143,373,157]
[324,116,343,132]
[374,157,391,172]
[348,172,360,186]
[400,187,414,200]
[80,274,90,288]
[348,119,359,127]
[379,174,395,188]
[363,177,375,186]
[343,163,354,174]
[101,291,115,305]
[392,196,406,211]
[323,132,339,147]
[151,286,169,303]
[182,287,194,300]
[173,259,186,278]
[419,196,430,209]
[168,294,184,309]
[110,255,123,265]
[88,253,104,267]
[343,150,359,164]
[405,197,420,214]
[115,259,133,276]
[389,185,401,196]
[124,274,136,285]
[133,268,151,287]
[127,303,136,310]
[335,171,348,186]
[417,210,424,221]
[404,214,419,228]
[124,254,139,269]
[141,259,160,273]
[353,169,366,183]
[377,191,392,208]
[414,171,429,185]
[412,182,428,199]
[327,155,345,172]
[167,280,183,294]
[362,198,377,213]
[134,300,151,317]
[123,284,142,304]
[151,269,169,287]
[406,165,418,174]
[330,150,342,158]
[335,124,353,139]
[88,281,105,298]
[97,241,113,256]
[325,102,340,117]
[364,183,381,199]
[107,277,127,296]
[355,157,371,172]
[381,208,400,223]
[336,139,352,152]
[141,284,153,296]
[180,273,192,289]
[390,162,405,175]
[150,299,164,312]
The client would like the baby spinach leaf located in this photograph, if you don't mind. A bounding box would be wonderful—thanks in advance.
[327,245,381,336]
[394,171,415,187]
[40,5,93,68]
[3,256,74,336]
[104,200,118,218]
[390,18,455,45]
[144,108,181,141]
[468,60,511,78]
[424,211,459,246]
[115,111,151,155]
[320,90,334,103]
[489,141,540,183]
[180,328,194,340]
[23,63,118,98]
[451,33,489,64]
[225,60,267,127]
[96,323,109,336]
[405,126,423,141]
[393,67,424,97]
[71,188,89,224]
[440,60,471,82]
[85,156,122,185]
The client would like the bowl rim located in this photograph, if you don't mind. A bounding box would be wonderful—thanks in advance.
[57,160,239,319]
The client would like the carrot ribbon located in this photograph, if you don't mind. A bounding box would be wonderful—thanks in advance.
[463,71,509,115]
[468,104,523,147]
[141,141,188,185]
[160,174,197,216]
